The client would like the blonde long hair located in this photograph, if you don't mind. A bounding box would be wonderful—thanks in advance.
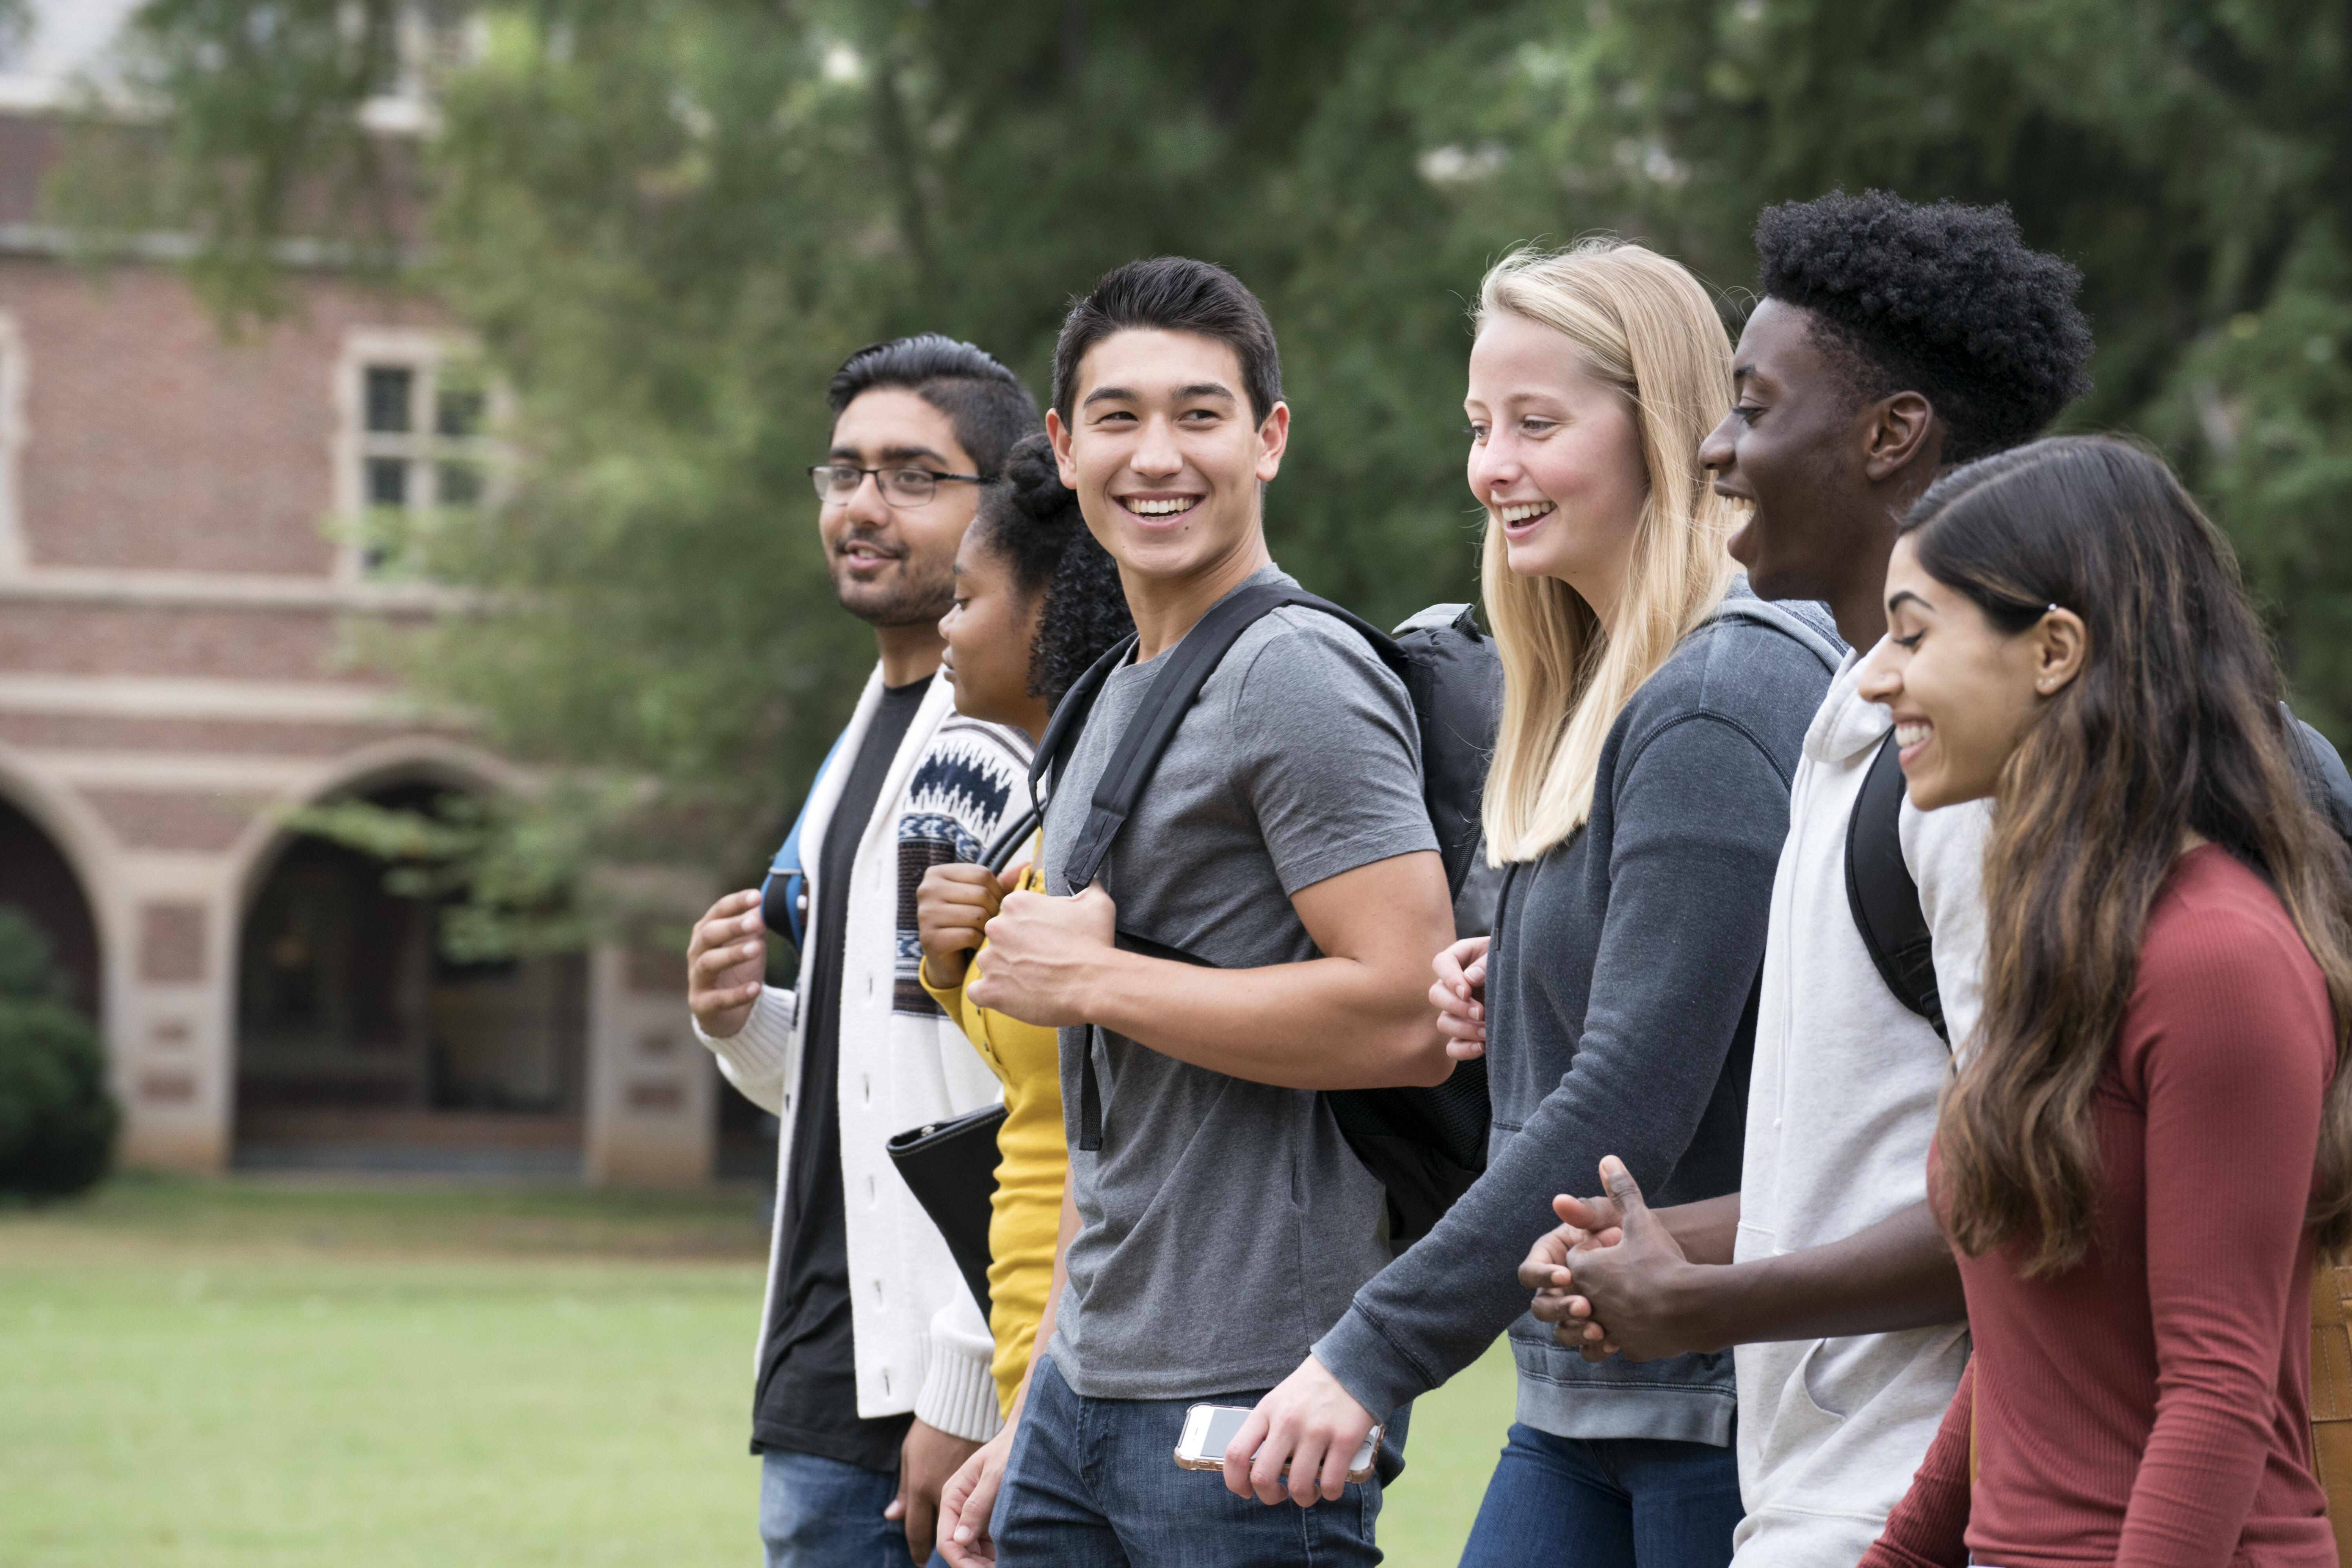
[1478,241,1739,864]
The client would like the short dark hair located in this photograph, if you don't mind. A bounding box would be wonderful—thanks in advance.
[1052,257,1282,426]
[969,432,1135,704]
[827,334,1040,475]
[1754,191,2093,464]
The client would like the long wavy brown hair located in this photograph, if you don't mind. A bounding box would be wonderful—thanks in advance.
[1913,436,2352,1276]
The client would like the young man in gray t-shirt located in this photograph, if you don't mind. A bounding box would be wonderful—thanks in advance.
[935,258,1455,1567]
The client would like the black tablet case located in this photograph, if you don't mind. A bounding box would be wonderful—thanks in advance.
[885,1103,1007,1320]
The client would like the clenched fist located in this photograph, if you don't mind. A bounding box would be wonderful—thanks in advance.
[966,883,1119,1028]
[916,861,1024,987]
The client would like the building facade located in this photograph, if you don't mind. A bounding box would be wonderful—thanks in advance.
[0,102,723,1185]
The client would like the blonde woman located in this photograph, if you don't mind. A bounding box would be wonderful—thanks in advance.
[1233,242,1839,1566]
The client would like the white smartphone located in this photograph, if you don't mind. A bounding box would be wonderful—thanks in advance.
[1172,1403,1381,1485]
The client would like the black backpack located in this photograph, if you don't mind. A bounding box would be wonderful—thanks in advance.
[1024,582,1503,1247]
[1847,702,2352,1043]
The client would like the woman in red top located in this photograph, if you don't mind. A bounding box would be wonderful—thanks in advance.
[1853,435,2352,1567]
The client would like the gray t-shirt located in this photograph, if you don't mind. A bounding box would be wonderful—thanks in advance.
[1040,566,1439,1401]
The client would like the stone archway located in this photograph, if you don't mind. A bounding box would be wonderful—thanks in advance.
[230,777,588,1174]
[0,790,101,1018]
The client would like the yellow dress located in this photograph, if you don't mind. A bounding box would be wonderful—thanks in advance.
[918,846,1066,1416]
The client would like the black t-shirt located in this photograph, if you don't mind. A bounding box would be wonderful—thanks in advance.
[752,676,931,1469]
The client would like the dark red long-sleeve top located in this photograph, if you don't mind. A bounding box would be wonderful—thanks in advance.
[1863,846,2336,1568]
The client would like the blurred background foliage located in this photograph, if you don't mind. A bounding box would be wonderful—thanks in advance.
[51,0,2352,944]
[0,905,117,1198]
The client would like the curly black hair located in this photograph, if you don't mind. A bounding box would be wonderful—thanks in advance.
[969,432,1135,704]
[1754,191,2094,464]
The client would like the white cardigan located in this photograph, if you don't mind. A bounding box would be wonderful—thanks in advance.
[697,668,1015,1444]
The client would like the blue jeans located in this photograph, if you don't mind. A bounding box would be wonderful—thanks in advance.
[759,1448,947,1568]
[1459,1423,1742,1568]
[991,1354,1384,1567]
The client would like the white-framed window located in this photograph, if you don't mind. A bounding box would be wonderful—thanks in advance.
[357,4,486,135]
[332,329,503,582]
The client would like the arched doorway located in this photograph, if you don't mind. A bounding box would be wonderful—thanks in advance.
[232,780,588,1174]
[0,792,101,1018]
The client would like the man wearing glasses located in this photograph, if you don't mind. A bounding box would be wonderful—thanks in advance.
[689,335,1042,1566]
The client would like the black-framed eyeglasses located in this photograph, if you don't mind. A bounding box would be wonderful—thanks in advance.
[808,464,989,508]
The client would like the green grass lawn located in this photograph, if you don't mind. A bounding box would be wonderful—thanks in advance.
[0,1176,1514,1567]
[1378,1335,1515,1565]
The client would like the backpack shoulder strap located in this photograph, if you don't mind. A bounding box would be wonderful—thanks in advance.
[1276,590,1408,675]
[1060,582,1342,889]
[761,723,851,947]
[980,806,1041,876]
[1027,633,1136,808]
[1846,731,1949,1045]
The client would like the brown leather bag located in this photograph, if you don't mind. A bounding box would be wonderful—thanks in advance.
[2309,1263,2352,1560]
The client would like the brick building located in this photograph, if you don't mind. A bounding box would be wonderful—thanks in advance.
[0,9,726,1185]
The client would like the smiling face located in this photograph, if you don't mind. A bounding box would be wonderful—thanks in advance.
[1464,311,1648,619]
[1046,328,1287,588]
[937,522,1047,735]
[1856,534,2085,808]
[1696,296,1953,654]
[819,387,980,627]
[1697,298,1875,602]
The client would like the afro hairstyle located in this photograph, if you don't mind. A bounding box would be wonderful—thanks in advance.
[1753,191,2093,464]
[969,432,1135,706]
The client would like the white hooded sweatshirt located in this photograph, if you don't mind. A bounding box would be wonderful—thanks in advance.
[1731,647,1989,1566]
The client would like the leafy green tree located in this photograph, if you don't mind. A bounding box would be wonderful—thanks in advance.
[55,0,2352,942]
[1419,0,2352,729]
[61,1,1524,935]
[0,906,116,1198]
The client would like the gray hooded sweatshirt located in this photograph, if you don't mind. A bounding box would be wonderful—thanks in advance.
[1315,584,1841,1444]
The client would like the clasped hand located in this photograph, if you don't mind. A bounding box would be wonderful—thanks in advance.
[1428,935,1490,1060]
[1518,1157,1706,1362]
[964,882,1118,1028]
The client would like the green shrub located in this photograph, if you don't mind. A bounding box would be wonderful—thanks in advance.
[0,906,115,1198]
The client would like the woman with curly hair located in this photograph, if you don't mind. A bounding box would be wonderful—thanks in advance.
[915,430,1133,1422]
[1855,436,2349,1566]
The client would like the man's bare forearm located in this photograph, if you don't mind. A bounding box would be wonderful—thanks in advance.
[1077,949,1450,1089]
[973,851,1453,1089]
[1671,1198,1962,1351]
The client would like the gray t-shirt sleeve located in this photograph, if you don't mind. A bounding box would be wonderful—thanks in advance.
[1222,611,1438,895]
